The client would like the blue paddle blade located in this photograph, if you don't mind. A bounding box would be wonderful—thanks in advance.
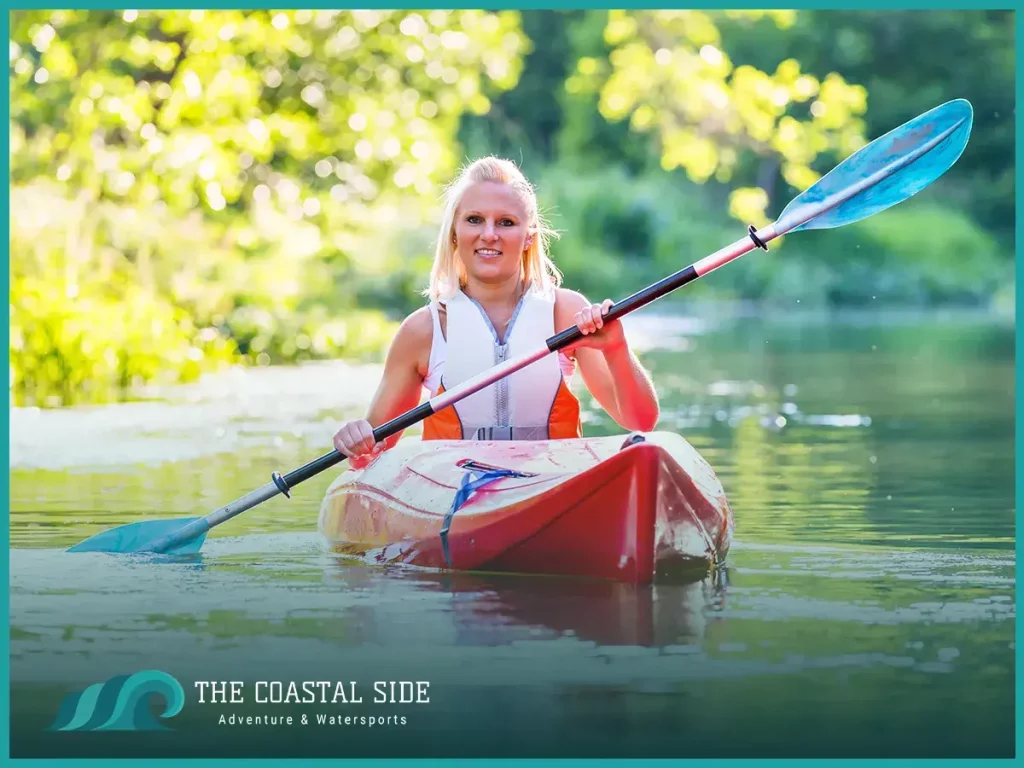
[776,99,973,234]
[66,517,207,555]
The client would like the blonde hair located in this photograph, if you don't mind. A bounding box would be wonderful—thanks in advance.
[425,156,560,302]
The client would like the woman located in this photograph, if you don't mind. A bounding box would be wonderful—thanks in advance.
[333,156,659,465]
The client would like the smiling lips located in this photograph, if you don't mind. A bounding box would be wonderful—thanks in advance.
[476,248,503,259]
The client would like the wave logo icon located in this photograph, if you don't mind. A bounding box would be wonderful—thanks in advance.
[48,670,186,732]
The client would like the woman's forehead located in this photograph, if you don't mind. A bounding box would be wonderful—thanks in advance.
[458,180,530,215]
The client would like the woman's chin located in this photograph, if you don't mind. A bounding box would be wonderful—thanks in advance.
[467,261,517,282]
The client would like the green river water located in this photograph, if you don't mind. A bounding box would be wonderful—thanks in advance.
[9,309,1015,758]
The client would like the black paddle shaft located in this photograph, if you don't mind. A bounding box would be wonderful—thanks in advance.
[277,401,435,491]
[234,99,981,503]
[545,264,700,351]
[275,262,707,495]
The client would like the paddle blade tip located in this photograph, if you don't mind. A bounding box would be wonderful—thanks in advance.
[66,517,206,555]
[945,97,974,121]
[777,97,975,235]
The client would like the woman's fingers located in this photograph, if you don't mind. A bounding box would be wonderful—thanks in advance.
[572,300,619,351]
[354,422,376,454]
[333,419,377,456]
[575,303,604,334]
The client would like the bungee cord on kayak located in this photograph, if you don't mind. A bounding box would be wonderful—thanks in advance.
[67,99,974,585]
[439,466,536,568]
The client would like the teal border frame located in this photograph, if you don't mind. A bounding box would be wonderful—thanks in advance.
[4,2,1018,765]
[2,8,9,767]
[1015,4,1021,766]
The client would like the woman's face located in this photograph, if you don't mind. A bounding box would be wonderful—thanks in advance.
[453,181,533,288]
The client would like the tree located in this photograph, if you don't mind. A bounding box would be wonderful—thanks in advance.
[10,10,528,403]
[563,10,869,226]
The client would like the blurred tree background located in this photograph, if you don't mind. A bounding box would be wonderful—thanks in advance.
[9,9,1014,406]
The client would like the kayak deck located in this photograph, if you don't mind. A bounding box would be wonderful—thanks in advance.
[318,432,733,583]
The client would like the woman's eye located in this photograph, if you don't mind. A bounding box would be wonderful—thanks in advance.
[467,215,482,224]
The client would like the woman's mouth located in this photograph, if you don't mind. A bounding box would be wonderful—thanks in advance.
[476,248,503,260]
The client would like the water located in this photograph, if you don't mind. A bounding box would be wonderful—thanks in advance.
[9,309,1015,758]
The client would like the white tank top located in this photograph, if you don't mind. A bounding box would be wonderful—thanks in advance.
[422,287,576,440]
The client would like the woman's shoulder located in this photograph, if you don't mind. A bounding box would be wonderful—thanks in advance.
[553,287,589,306]
[380,306,434,361]
[385,305,437,377]
[396,305,435,345]
[553,288,589,321]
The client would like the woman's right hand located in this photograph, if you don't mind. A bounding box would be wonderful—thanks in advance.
[333,418,383,468]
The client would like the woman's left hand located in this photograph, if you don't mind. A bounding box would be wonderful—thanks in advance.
[571,299,626,353]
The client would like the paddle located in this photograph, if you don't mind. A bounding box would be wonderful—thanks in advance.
[67,98,973,556]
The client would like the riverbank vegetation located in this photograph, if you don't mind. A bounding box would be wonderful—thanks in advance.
[10,10,1013,406]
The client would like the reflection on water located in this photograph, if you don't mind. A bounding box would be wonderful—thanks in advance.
[8,309,1015,758]
[9,533,1014,757]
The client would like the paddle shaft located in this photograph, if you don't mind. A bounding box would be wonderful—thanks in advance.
[145,481,281,553]
[65,98,972,556]
[140,223,781,553]
[153,117,962,550]
[280,223,780,487]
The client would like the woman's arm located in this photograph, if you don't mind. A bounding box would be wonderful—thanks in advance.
[555,289,660,432]
[333,308,432,460]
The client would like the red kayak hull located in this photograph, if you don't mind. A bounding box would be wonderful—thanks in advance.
[318,432,733,584]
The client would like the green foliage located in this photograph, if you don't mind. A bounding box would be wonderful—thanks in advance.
[556,10,661,173]
[8,10,1012,405]
[533,162,1010,308]
[717,10,1015,241]
[536,164,737,299]
[458,10,586,167]
[830,201,1006,304]
[728,201,1007,307]
[11,273,237,408]
[10,180,236,405]
[566,10,869,225]
[10,9,527,404]
[541,9,1011,308]
[10,10,527,219]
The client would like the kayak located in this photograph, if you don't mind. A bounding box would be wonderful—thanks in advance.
[318,431,734,584]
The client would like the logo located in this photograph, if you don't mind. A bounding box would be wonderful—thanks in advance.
[48,670,185,732]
